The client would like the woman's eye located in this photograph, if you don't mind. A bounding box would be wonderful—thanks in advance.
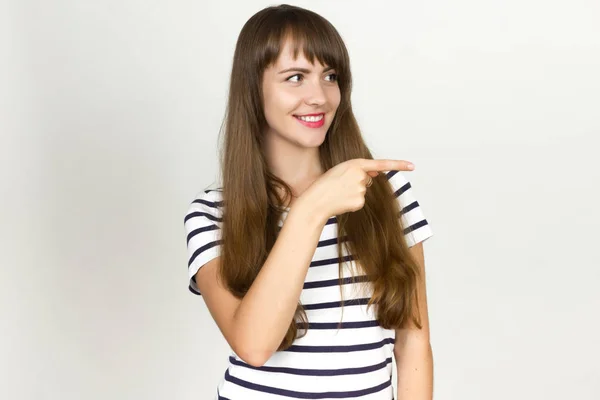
[286,73,338,83]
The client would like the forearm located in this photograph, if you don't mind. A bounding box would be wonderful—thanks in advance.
[395,339,434,400]
[233,200,327,363]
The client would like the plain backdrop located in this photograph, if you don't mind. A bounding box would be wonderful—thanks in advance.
[1,0,599,399]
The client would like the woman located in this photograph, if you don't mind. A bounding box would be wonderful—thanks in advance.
[184,4,434,399]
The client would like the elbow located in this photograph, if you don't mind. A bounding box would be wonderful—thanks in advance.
[234,346,272,367]
[228,320,276,367]
[231,335,273,367]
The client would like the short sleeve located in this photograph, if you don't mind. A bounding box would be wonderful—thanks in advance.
[183,189,224,295]
[386,170,433,248]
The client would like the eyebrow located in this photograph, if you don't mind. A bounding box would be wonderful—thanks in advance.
[278,66,335,74]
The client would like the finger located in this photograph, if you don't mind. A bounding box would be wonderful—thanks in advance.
[360,159,415,173]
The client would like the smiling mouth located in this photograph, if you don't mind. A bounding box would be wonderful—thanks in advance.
[293,113,325,128]
[293,113,325,122]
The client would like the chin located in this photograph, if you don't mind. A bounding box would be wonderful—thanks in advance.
[293,128,328,148]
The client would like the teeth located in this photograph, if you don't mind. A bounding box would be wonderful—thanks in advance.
[297,114,324,122]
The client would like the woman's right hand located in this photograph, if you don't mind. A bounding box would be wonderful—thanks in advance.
[298,158,415,220]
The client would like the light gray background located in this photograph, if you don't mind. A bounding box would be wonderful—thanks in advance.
[2,0,599,399]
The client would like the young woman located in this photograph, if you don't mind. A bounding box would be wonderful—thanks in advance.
[184,4,434,399]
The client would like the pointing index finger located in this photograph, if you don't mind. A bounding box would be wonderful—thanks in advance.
[360,159,415,172]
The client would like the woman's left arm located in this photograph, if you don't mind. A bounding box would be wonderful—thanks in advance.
[394,242,434,400]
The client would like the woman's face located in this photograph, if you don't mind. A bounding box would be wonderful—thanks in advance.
[261,40,341,149]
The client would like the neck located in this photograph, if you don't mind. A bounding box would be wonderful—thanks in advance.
[263,133,324,192]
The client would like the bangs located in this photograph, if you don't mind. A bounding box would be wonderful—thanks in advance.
[257,8,350,82]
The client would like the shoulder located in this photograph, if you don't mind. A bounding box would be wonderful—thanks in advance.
[385,170,411,196]
[190,186,223,209]
[384,170,433,246]
[184,184,224,226]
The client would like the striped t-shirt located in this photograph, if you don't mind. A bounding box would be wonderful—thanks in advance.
[184,170,433,400]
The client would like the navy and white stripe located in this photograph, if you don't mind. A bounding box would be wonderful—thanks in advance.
[183,170,433,399]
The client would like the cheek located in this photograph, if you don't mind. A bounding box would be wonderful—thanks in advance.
[265,91,298,119]
[330,88,342,108]
[262,90,279,121]
[263,95,295,131]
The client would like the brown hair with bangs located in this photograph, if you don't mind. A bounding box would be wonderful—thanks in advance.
[217,4,424,350]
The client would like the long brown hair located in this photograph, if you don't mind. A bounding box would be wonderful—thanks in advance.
[217,4,423,350]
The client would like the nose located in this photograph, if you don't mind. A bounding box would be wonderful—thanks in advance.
[304,80,327,106]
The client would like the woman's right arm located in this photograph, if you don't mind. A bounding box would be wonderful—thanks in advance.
[194,159,413,367]
[194,198,327,367]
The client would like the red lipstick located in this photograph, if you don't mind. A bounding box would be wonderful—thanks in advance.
[293,113,325,128]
